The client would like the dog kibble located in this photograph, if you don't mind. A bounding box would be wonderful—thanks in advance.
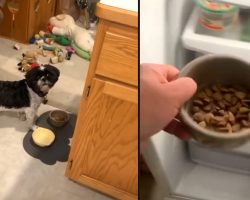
[199,121,207,128]
[235,91,247,99]
[191,84,250,133]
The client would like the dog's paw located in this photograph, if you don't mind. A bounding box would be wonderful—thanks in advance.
[18,112,27,121]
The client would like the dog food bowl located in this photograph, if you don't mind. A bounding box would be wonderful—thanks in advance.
[32,127,55,147]
[179,54,250,148]
[48,110,69,127]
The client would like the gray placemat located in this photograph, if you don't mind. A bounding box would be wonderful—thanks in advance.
[23,111,77,165]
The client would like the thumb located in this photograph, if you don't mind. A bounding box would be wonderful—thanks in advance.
[167,77,197,107]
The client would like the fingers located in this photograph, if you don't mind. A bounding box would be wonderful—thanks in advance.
[165,65,179,81]
[167,77,197,106]
[141,63,180,83]
[155,64,179,81]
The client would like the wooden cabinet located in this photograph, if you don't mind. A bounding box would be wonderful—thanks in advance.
[65,3,138,200]
[0,0,56,43]
[95,23,138,86]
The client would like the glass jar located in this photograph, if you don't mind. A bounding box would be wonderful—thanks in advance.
[194,0,239,31]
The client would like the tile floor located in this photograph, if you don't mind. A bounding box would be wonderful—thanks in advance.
[0,38,114,200]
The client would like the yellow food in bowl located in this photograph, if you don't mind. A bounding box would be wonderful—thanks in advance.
[32,127,55,147]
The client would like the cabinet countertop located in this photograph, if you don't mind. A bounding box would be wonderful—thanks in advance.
[100,0,138,12]
[96,3,138,28]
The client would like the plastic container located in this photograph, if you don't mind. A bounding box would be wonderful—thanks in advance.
[193,0,239,30]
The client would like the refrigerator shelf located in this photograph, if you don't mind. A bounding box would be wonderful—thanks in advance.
[217,0,250,7]
[144,132,250,200]
[182,8,250,63]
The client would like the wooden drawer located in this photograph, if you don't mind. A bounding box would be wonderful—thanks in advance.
[95,22,138,86]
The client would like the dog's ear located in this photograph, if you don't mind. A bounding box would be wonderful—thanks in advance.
[24,67,41,89]
[25,67,39,80]
[44,64,60,78]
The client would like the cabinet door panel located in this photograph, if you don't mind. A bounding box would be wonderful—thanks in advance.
[95,22,138,86]
[40,0,56,29]
[0,0,55,43]
[28,0,56,40]
[0,0,29,42]
[69,78,138,197]
[28,0,42,39]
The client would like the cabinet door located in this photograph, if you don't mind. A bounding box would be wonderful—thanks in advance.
[28,0,56,40]
[67,78,138,200]
[95,22,138,86]
[0,0,29,43]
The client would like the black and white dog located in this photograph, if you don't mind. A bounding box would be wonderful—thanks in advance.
[0,64,59,130]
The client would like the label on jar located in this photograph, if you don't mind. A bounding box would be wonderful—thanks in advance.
[199,17,224,30]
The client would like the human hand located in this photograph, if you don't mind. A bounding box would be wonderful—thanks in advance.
[140,63,197,151]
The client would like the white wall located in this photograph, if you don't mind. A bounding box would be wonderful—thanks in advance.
[140,0,168,64]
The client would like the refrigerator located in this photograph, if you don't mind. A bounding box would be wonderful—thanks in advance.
[141,0,250,200]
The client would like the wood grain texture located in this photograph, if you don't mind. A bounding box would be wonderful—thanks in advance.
[0,0,29,43]
[0,0,55,43]
[28,0,56,39]
[65,20,109,177]
[28,0,42,39]
[103,81,137,104]
[65,3,138,199]
[81,19,108,99]
[95,3,138,28]
[96,23,138,86]
[69,78,138,196]
[77,175,137,200]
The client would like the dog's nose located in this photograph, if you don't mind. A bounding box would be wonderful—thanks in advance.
[41,77,46,81]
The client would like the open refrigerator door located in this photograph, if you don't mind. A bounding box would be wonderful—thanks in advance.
[142,0,250,200]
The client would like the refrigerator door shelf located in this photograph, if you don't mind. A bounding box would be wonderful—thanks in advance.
[182,8,250,63]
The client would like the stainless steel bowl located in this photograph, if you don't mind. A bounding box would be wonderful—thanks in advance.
[48,110,69,128]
